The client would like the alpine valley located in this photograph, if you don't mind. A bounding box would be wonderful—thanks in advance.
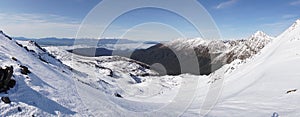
[0,19,299,116]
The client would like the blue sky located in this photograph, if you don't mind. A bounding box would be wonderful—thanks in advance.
[0,0,299,41]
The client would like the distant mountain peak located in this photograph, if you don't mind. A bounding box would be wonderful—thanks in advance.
[254,30,268,36]
[250,31,271,40]
[291,19,300,27]
[276,18,300,42]
[287,19,300,31]
[296,18,300,24]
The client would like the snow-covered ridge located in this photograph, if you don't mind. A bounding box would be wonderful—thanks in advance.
[172,30,273,63]
[16,40,65,68]
[0,30,183,116]
[0,31,93,116]
[167,30,273,60]
[130,31,273,75]
[188,18,300,116]
[284,18,300,33]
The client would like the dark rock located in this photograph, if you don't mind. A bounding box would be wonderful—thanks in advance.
[16,42,23,47]
[20,65,31,75]
[8,79,16,88]
[38,56,49,63]
[11,57,17,61]
[29,40,46,52]
[28,50,35,53]
[94,64,113,77]
[286,89,297,94]
[114,93,123,98]
[23,47,29,51]
[130,73,142,83]
[139,73,150,77]
[5,66,13,80]
[17,107,22,112]
[1,97,11,104]
[0,68,5,81]
[0,66,15,92]
[0,31,12,40]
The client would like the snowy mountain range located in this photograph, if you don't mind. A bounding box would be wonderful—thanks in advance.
[130,30,272,75]
[200,18,300,117]
[0,19,299,116]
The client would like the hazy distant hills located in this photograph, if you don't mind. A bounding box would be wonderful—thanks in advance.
[14,37,159,47]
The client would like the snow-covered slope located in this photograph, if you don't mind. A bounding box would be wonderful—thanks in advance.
[0,31,92,116]
[45,46,186,100]
[0,31,185,116]
[184,19,300,116]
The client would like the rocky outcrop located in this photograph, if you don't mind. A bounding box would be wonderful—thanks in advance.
[1,97,11,104]
[0,66,16,93]
[20,65,31,75]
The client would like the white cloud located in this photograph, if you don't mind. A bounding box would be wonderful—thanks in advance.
[215,0,238,9]
[290,0,300,6]
[0,13,80,38]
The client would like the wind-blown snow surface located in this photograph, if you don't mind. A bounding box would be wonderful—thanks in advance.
[186,19,300,116]
[44,19,300,116]
[0,32,92,116]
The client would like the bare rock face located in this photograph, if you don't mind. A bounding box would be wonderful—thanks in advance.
[0,66,16,93]
[1,97,11,104]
